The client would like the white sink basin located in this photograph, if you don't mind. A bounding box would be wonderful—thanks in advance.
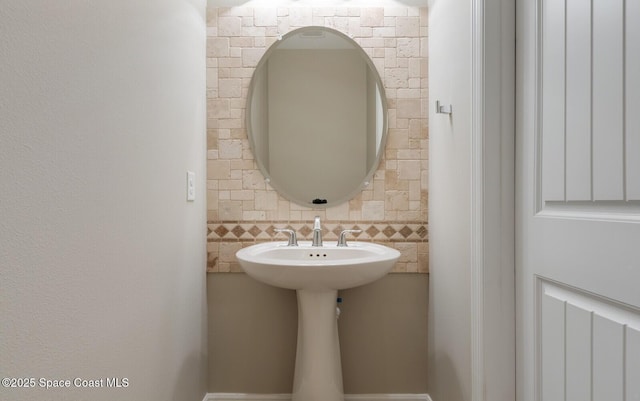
[236,240,400,401]
[236,241,400,291]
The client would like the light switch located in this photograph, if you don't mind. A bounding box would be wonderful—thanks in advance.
[186,171,195,201]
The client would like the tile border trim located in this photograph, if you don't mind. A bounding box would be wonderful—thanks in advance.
[207,221,428,243]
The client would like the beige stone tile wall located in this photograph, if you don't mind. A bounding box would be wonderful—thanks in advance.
[206,6,428,273]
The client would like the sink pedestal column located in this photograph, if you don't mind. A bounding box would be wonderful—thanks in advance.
[292,289,344,401]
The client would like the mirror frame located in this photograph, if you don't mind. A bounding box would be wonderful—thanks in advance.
[245,26,389,208]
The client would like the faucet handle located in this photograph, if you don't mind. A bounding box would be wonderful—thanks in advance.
[337,229,362,247]
[274,229,298,246]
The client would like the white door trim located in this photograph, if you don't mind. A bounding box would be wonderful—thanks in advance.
[471,1,515,401]
[471,0,486,398]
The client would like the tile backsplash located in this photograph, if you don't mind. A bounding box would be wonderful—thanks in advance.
[206,6,428,273]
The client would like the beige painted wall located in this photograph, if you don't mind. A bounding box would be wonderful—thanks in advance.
[0,1,208,400]
[208,274,428,393]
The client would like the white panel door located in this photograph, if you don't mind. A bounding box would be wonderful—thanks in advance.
[516,0,640,400]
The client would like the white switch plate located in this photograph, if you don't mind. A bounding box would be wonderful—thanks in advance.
[186,171,195,201]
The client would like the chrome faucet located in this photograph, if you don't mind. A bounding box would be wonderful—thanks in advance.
[274,228,298,246]
[337,229,362,247]
[312,216,323,247]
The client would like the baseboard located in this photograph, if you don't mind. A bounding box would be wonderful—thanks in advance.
[346,395,432,401]
[203,395,289,401]
[203,393,432,401]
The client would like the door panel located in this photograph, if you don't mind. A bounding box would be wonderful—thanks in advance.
[516,0,640,400]
[592,0,624,201]
[565,303,591,401]
[538,0,638,206]
[565,0,591,201]
[628,0,640,201]
[628,328,640,400]
[539,280,640,401]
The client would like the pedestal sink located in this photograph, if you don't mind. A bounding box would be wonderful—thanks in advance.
[236,241,400,401]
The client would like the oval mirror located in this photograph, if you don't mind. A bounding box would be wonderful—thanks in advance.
[246,26,388,208]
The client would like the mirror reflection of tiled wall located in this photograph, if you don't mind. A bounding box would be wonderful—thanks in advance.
[206,6,428,273]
